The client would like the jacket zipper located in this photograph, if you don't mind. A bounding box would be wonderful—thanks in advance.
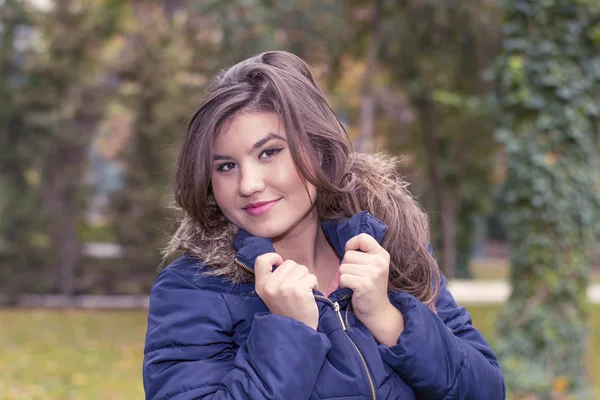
[235,258,377,400]
[315,295,377,400]
[234,257,255,274]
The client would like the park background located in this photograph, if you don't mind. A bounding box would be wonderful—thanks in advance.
[1,0,600,399]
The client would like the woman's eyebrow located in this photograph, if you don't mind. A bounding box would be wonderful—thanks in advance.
[248,132,286,154]
[213,132,286,161]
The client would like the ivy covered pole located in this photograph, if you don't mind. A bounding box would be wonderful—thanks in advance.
[495,0,600,398]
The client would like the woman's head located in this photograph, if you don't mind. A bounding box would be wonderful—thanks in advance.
[174,51,351,234]
[170,51,440,309]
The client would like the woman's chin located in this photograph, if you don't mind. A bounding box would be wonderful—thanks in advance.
[244,226,285,240]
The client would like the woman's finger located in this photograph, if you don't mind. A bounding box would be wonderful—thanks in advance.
[282,264,309,283]
[297,274,319,291]
[344,233,381,254]
[255,253,283,288]
[339,263,369,277]
[264,260,299,291]
[341,250,376,265]
[339,273,364,291]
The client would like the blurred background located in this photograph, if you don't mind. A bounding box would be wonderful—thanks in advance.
[1,0,599,399]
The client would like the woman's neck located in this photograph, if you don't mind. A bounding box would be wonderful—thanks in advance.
[271,214,338,276]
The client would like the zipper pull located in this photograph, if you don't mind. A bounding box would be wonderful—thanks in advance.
[334,302,347,331]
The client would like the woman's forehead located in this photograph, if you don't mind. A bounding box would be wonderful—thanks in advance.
[213,112,287,153]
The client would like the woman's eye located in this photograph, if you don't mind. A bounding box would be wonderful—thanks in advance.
[216,162,236,172]
[259,147,284,160]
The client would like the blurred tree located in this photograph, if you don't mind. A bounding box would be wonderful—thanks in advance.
[106,2,196,293]
[14,0,125,296]
[375,0,503,278]
[495,0,600,396]
[357,0,382,154]
[185,0,276,73]
[257,0,352,70]
[0,0,48,299]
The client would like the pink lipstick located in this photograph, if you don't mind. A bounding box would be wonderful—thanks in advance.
[243,198,281,216]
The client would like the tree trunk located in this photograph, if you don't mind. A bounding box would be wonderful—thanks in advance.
[416,97,456,279]
[439,192,456,280]
[44,87,98,296]
[45,142,87,297]
[358,0,382,153]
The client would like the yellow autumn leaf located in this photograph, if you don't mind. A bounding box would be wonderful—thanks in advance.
[508,55,524,70]
[552,374,569,393]
[72,372,89,386]
[23,168,40,186]
[544,153,558,167]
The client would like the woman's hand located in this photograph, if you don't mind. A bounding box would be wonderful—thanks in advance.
[255,253,320,330]
[340,233,404,346]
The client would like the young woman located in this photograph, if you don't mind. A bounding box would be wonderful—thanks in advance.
[143,51,505,400]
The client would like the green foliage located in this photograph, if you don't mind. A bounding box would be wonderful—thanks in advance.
[0,0,48,296]
[470,305,600,398]
[495,0,600,397]
[0,0,129,295]
[376,0,503,278]
[107,5,194,280]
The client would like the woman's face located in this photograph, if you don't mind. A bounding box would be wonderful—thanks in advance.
[211,112,317,239]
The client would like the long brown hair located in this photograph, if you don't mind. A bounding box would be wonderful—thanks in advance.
[167,51,440,309]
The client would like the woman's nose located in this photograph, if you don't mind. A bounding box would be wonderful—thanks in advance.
[238,168,265,196]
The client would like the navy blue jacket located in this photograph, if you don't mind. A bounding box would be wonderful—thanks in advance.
[143,212,505,399]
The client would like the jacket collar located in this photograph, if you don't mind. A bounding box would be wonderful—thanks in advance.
[233,211,388,270]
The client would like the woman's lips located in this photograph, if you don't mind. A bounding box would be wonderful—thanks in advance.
[244,198,281,216]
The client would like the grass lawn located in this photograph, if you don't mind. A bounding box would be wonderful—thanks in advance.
[0,310,147,400]
[0,306,598,399]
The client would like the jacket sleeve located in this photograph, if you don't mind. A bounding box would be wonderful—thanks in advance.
[143,270,331,400]
[377,275,506,399]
